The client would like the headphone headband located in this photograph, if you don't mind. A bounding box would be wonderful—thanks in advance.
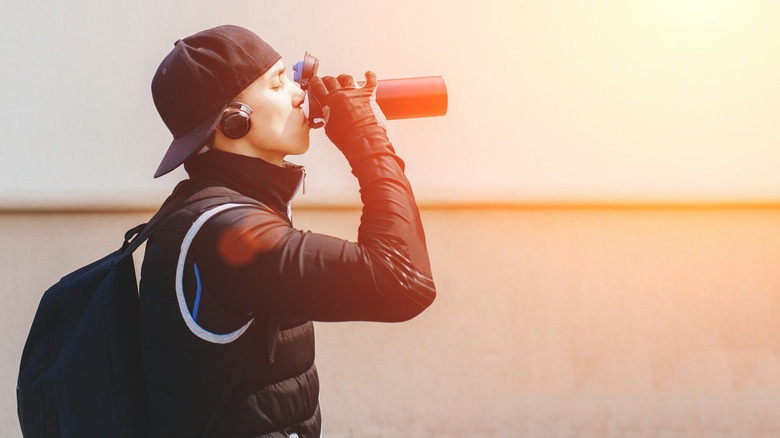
[226,102,253,115]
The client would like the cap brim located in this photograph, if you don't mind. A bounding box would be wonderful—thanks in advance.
[153,104,226,178]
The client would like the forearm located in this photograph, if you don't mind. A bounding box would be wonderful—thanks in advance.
[344,124,433,278]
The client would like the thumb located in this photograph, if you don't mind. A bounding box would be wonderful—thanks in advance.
[361,71,378,91]
[308,76,329,105]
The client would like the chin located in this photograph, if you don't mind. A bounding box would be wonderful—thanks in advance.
[293,135,310,155]
[291,144,310,156]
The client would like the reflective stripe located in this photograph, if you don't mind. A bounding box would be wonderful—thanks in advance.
[175,203,256,344]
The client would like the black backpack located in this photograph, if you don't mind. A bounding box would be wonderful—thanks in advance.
[16,182,260,438]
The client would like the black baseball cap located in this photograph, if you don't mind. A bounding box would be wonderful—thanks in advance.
[151,25,281,178]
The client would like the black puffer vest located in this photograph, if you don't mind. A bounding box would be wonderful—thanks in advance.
[139,151,320,437]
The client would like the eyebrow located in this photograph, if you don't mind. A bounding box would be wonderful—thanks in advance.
[268,64,285,78]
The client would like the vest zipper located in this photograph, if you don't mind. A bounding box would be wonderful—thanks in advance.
[286,167,306,221]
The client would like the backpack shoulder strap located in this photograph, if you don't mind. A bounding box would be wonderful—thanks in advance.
[113,180,261,265]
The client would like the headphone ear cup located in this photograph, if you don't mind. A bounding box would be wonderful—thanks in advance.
[219,103,252,140]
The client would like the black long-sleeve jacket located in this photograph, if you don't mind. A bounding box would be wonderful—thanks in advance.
[139,126,436,437]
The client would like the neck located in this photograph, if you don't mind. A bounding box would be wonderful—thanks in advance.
[211,142,285,167]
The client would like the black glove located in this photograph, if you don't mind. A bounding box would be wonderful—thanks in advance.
[308,72,388,150]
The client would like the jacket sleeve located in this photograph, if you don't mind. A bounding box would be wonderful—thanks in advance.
[192,126,436,323]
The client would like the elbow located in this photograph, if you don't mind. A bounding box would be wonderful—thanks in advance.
[382,277,436,322]
[365,242,437,321]
[404,288,436,321]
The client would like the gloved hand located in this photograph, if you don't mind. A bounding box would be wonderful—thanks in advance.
[308,72,388,150]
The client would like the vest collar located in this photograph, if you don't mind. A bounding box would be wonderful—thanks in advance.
[183,149,304,216]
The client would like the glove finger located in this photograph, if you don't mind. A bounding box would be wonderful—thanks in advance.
[308,76,329,104]
[337,74,356,88]
[322,76,341,92]
[362,71,378,90]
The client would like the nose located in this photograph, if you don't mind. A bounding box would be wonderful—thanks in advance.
[291,81,305,108]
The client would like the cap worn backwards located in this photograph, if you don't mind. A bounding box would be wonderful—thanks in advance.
[151,25,281,178]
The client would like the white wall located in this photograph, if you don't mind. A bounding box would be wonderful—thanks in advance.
[2,1,780,210]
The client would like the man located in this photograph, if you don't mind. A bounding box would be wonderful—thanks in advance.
[140,24,436,437]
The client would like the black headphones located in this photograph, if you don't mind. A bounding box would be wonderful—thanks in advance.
[219,102,253,140]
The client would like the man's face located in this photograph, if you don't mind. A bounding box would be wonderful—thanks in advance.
[232,59,310,165]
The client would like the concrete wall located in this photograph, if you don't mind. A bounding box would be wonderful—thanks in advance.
[4,206,780,437]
